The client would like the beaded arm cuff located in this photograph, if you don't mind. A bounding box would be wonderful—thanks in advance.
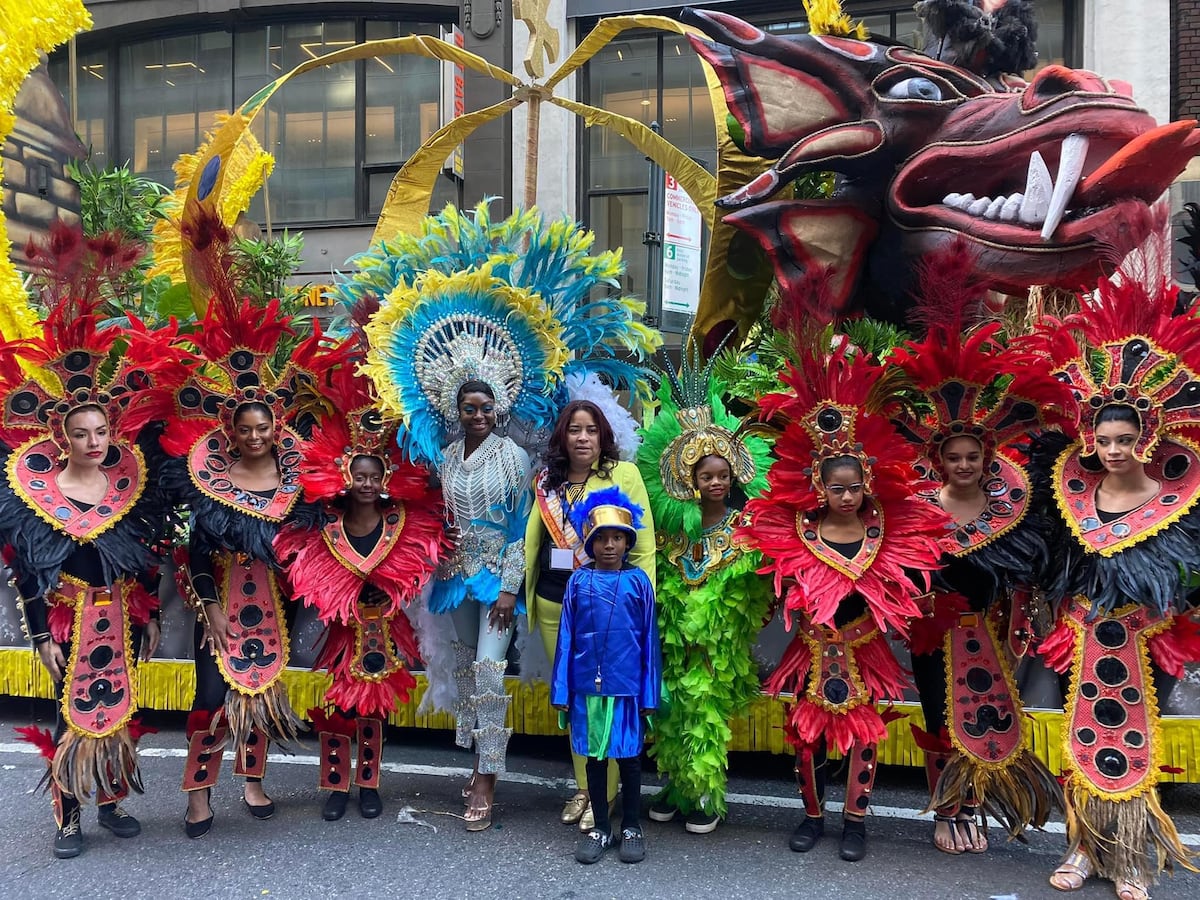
[499,538,525,595]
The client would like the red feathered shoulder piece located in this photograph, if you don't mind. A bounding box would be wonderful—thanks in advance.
[740,344,950,636]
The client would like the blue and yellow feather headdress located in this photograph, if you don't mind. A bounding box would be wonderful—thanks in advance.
[346,201,662,465]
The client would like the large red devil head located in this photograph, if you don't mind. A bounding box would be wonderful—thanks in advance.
[683,8,1200,324]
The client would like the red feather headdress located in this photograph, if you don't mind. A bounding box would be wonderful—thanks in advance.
[891,243,1077,471]
[741,341,950,635]
[297,351,424,503]
[1022,242,1200,461]
[0,223,176,452]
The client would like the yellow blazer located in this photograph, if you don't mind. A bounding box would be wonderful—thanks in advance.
[524,459,656,631]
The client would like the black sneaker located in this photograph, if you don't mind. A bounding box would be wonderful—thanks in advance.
[97,804,141,838]
[54,807,83,859]
[684,808,720,834]
[574,829,613,864]
[322,791,349,821]
[619,826,646,863]
[647,797,677,823]
[358,787,383,819]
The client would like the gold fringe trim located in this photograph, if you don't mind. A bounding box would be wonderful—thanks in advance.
[1065,781,1197,883]
[930,748,1063,840]
[51,727,143,802]
[4,649,1200,775]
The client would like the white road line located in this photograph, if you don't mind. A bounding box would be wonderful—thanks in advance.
[3,743,1198,846]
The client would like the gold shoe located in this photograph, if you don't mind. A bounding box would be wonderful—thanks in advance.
[561,792,588,825]
[578,798,617,832]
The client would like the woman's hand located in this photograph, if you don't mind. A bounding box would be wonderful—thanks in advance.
[141,619,162,661]
[489,591,517,633]
[202,603,232,655]
[36,641,66,682]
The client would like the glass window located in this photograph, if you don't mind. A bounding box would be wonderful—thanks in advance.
[589,193,648,298]
[49,47,110,168]
[368,171,460,218]
[50,16,447,228]
[119,32,233,185]
[364,21,442,165]
[1032,1,1068,72]
[660,36,716,176]
[587,35,658,192]
[236,22,356,223]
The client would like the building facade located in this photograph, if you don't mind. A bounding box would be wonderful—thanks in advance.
[9,1,1195,300]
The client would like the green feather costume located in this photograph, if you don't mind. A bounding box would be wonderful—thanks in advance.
[637,352,773,820]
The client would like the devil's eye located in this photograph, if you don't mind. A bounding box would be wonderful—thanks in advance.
[885,77,943,100]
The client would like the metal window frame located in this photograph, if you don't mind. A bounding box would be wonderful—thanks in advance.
[53,11,455,230]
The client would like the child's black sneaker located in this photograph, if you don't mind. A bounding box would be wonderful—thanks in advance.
[648,797,677,823]
[684,807,720,834]
[618,826,646,863]
[575,829,612,864]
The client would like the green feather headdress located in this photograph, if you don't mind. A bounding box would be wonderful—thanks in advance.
[636,340,772,539]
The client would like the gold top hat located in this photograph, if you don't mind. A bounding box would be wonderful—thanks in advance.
[585,505,635,537]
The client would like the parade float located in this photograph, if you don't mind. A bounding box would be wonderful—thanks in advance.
[2,0,1198,780]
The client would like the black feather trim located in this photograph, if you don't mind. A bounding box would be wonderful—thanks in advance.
[159,455,286,565]
[916,0,1039,77]
[0,428,175,597]
[1030,431,1200,618]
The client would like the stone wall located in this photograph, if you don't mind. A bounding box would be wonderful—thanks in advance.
[1,65,84,271]
[1176,0,1200,120]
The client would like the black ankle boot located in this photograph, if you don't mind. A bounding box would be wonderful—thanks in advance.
[322,790,349,821]
[840,818,867,862]
[789,816,824,852]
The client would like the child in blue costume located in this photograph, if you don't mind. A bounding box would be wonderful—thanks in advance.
[552,486,661,865]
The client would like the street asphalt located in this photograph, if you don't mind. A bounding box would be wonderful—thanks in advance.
[1,698,1197,900]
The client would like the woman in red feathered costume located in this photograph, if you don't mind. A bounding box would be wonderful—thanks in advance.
[891,242,1070,856]
[1021,231,1200,900]
[1,223,180,859]
[740,311,949,864]
[275,358,451,821]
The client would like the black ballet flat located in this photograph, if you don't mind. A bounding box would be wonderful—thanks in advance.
[185,789,214,839]
[242,796,275,820]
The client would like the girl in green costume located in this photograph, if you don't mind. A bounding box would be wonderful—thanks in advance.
[638,351,773,834]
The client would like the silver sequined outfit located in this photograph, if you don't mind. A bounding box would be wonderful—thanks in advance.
[437,433,529,598]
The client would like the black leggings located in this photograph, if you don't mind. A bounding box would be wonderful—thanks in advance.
[191,601,298,713]
[912,647,948,736]
[585,756,641,834]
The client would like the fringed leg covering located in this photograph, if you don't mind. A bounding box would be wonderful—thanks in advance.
[471,658,511,776]
[224,685,303,757]
[843,743,879,819]
[913,726,959,817]
[96,782,129,807]
[50,728,143,804]
[51,781,70,829]
[451,642,477,750]
[937,612,1063,839]
[233,727,269,778]
[1065,784,1198,884]
[354,718,383,790]
[319,730,352,793]
[794,745,827,818]
[182,711,228,792]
